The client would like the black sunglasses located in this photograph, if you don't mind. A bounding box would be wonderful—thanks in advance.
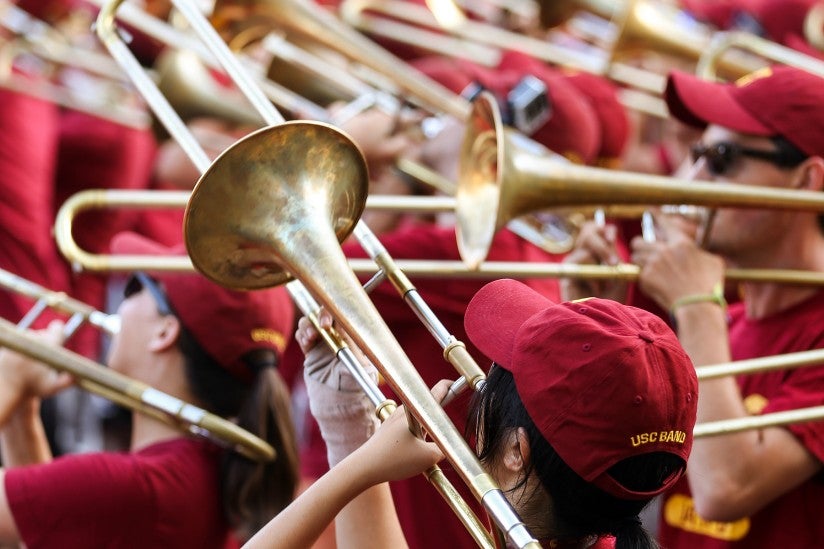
[124,273,175,317]
[690,137,807,177]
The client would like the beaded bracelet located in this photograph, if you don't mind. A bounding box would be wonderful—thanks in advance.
[669,283,728,317]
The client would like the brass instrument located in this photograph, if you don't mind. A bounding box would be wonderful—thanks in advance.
[95,0,535,545]
[54,190,824,288]
[697,30,824,80]
[0,267,120,335]
[84,0,328,121]
[694,349,824,435]
[212,0,471,119]
[695,406,824,437]
[0,2,149,128]
[0,271,275,461]
[288,284,493,549]
[457,92,824,267]
[338,0,670,117]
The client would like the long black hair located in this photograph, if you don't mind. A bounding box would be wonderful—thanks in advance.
[466,364,684,549]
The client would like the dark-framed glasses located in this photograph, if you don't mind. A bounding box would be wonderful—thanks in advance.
[124,272,175,316]
[690,137,807,176]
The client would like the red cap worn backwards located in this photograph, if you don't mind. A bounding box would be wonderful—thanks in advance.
[665,65,824,158]
[465,279,698,500]
[111,232,295,384]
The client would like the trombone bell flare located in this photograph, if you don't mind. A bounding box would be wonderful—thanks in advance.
[184,121,369,289]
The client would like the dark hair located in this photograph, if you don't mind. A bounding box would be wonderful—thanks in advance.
[177,327,299,543]
[466,365,684,549]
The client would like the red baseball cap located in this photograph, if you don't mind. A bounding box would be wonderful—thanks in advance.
[412,52,601,164]
[665,65,824,158]
[562,70,630,166]
[464,279,697,500]
[111,232,295,383]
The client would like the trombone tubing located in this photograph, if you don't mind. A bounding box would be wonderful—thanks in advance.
[694,406,824,437]
[288,283,493,549]
[0,267,119,334]
[0,316,275,461]
[94,3,535,544]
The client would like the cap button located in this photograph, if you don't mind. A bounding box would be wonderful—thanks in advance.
[638,331,655,343]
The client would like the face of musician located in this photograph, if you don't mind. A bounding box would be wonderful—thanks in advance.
[106,275,182,387]
[693,124,818,265]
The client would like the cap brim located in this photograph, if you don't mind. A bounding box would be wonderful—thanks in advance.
[464,279,555,369]
[664,71,772,135]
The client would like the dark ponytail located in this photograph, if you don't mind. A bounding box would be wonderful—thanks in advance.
[179,330,299,543]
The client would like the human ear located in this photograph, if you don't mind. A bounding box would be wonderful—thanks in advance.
[794,156,824,192]
[149,316,181,352]
[501,427,532,474]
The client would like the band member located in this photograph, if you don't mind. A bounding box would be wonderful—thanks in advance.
[564,66,824,547]
[647,66,824,549]
[0,232,299,547]
[246,278,699,549]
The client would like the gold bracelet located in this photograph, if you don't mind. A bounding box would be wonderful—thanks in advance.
[670,283,727,316]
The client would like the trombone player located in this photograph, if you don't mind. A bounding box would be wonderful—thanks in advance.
[563,65,824,548]
[0,233,300,547]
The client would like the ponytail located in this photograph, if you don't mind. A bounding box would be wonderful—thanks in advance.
[179,330,299,543]
[609,515,658,549]
[222,365,299,542]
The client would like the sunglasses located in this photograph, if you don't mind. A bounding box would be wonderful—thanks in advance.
[690,138,807,177]
[124,272,175,316]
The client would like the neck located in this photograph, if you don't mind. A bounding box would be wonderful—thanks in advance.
[727,226,824,318]
[130,413,189,452]
[127,351,202,452]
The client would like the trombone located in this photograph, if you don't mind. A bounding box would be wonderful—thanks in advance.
[95,1,535,546]
[693,350,824,437]
[456,91,824,267]
[54,190,824,288]
[337,0,670,117]
[0,0,149,128]
[697,30,824,80]
[0,271,275,461]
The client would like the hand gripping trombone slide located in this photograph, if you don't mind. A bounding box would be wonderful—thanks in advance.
[94,0,537,545]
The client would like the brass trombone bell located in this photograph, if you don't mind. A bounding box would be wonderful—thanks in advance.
[155,49,264,126]
[457,92,824,268]
[184,121,369,289]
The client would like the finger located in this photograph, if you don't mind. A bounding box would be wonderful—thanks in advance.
[44,320,67,346]
[430,379,456,405]
[318,309,334,330]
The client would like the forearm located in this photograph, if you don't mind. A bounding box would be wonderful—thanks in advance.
[335,483,407,549]
[0,399,52,467]
[243,452,385,549]
[674,303,799,518]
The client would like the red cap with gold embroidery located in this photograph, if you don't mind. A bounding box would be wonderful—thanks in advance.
[465,279,697,500]
[665,65,824,158]
[111,232,294,383]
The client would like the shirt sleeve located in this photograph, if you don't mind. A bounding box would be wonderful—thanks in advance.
[762,365,824,463]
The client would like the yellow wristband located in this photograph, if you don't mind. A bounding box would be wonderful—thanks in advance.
[670,283,727,316]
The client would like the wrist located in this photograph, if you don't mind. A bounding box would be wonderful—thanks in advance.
[669,283,727,325]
